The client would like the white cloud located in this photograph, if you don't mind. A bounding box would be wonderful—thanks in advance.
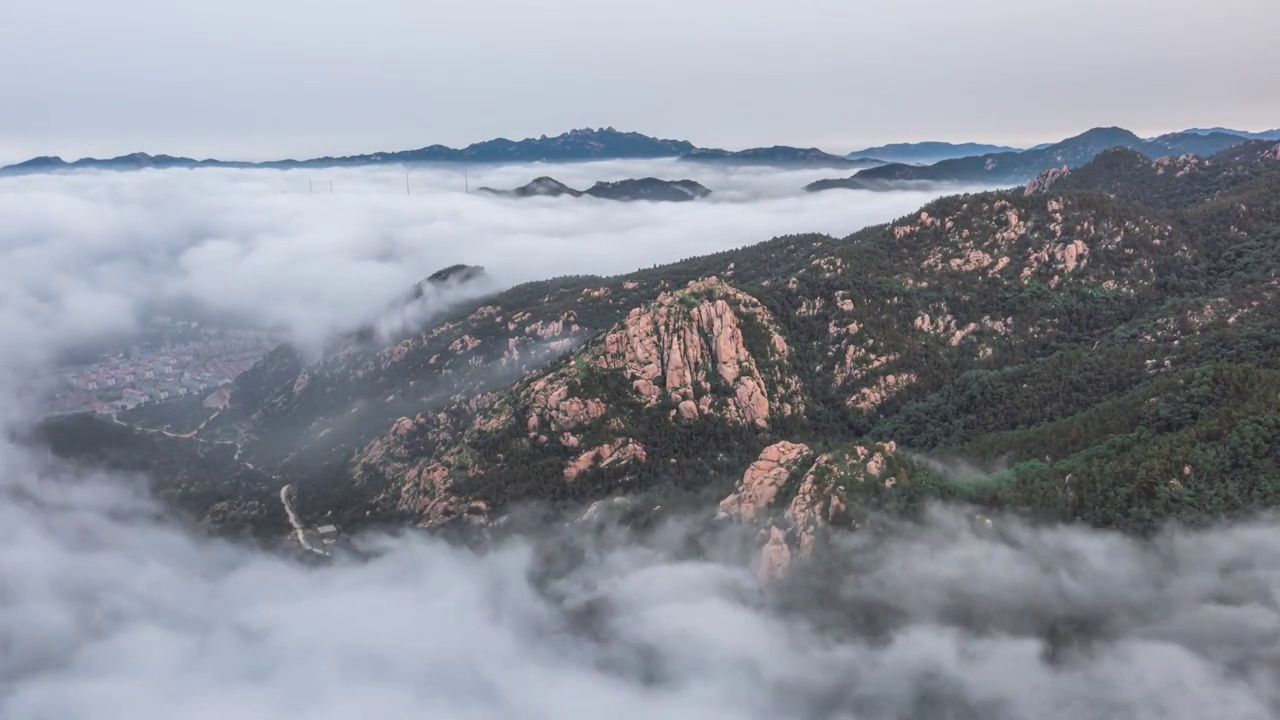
[0,161,979,355]
[1,452,1279,719]
[3,162,1277,719]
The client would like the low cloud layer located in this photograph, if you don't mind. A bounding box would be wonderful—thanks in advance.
[3,452,1279,718]
[0,160,976,355]
[3,163,1278,719]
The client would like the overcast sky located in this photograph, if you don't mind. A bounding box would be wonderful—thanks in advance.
[1,0,1278,163]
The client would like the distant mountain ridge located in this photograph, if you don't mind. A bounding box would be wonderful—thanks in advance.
[679,146,879,169]
[5,124,1272,177]
[0,128,697,175]
[807,127,1250,191]
[846,141,1019,165]
[1183,127,1280,141]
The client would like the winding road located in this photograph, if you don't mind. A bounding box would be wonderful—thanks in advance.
[279,483,329,556]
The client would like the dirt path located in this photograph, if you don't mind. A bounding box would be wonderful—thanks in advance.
[109,410,254,469]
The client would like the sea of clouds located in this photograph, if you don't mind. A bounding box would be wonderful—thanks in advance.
[0,160,974,354]
[2,163,1278,719]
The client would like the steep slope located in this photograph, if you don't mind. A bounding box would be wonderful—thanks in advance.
[40,144,1280,563]
[809,127,1248,190]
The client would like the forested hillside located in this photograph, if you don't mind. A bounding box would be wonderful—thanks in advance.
[40,141,1280,574]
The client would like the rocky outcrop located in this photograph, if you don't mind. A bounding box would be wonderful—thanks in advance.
[753,527,792,582]
[564,439,648,481]
[784,454,847,557]
[351,412,488,528]
[590,277,802,427]
[850,373,917,411]
[731,440,901,581]
[1153,154,1205,177]
[1024,165,1070,195]
[718,442,813,521]
[1264,143,1280,162]
[527,380,607,433]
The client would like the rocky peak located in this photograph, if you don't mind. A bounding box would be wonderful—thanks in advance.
[589,277,802,427]
[1264,143,1280,162]
[1024,165,1071,195]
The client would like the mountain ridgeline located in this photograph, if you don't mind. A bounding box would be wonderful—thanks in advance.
[807,127,1256,191]
[845,141,1019,165]
[678,146,879,168]
[0,128,696,173]
[38,139,1280,580]
[5,124,1270,177]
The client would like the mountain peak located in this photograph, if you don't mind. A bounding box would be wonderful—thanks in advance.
[478,176,711,201]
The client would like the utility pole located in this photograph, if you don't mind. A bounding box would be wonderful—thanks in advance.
[309,179,313,195]
[464,167,469,194]
[329,181,334,194]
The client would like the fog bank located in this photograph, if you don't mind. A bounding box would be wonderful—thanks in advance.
[2,449,1278,719]
[0,160,982,354]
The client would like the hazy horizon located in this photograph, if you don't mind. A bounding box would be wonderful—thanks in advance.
[3,0,1278,165]
[2,121,1278,168]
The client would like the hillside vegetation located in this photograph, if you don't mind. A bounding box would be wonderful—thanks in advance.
[40,141,1280,574]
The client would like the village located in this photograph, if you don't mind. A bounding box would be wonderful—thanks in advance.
[43,322,277,415]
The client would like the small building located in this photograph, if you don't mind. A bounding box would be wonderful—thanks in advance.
[316,525,340,544]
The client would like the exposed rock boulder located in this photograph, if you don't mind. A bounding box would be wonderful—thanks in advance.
[784,454,848,557]
[564,438,648,481]
[1024,164,1070,195]
[718,441,813,521]
[720,440,904,582]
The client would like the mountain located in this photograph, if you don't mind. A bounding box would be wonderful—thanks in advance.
[477,177,711,201]
[583,178,711,201]
[38,140,1280,579]
[846,141,1019,165]
[1026,140,1280,208]
[808,127,1250,190]
[477,177,583,198]
[0,128,698,175]
[1,152,242,173]
[678,146,879,168]
[1184,127,1280,141]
